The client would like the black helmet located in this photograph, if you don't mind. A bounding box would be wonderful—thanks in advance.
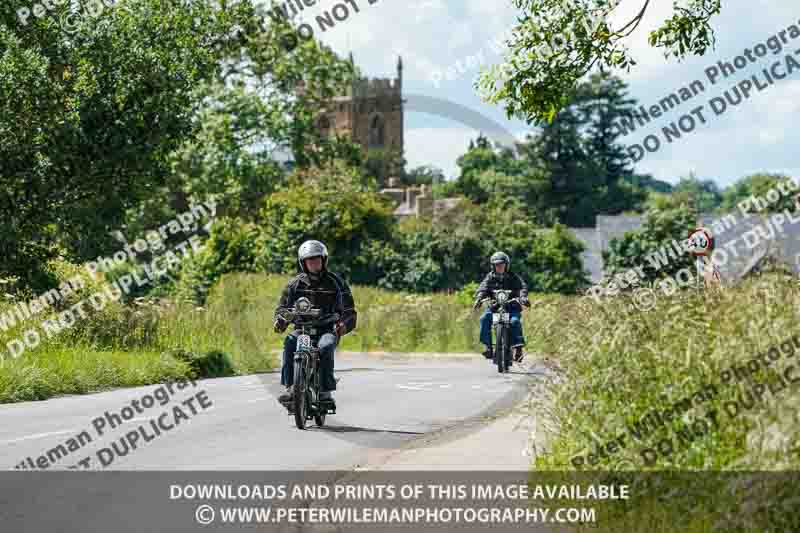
[490,251,510,269]
[298,240,329,274]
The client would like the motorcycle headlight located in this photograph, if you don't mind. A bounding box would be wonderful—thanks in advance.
[496,292,508,304]
[296,298,311,313]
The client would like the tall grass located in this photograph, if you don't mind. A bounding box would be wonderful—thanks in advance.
[0,271,493,403]
[525,272,800,531]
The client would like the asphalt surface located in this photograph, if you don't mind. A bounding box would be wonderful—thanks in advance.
[0,353,544,471]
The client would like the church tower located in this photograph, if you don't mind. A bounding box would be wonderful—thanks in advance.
[315,55,405,186]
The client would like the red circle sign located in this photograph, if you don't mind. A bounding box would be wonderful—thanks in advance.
[688,228,714,256]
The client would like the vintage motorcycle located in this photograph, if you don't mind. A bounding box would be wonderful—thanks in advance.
[479,289,523,374]
[277,297,339,430]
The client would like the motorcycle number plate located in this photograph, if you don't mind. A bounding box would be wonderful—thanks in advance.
[493,313,510,323]
[298,335,312,350]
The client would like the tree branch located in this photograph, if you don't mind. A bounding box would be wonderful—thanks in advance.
[614,0,651,37]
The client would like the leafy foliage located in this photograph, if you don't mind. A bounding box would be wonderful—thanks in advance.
[404,165,446,187]
[603,204,697,282]
[450,73,648,226]
[721,173,798,214]
[0,0,252,289]
[646,173,722,213]
[0,0,357,293]
[478,0,722,124]
[256,162,396,283]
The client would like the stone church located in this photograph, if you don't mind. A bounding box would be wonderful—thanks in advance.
[315,54,405,186]
[313,55,455,218]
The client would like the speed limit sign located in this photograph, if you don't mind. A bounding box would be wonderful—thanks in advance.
[688,228,714,256]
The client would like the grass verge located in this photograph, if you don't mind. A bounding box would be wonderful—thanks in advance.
[524,272,800,531]
[0,271,499,403]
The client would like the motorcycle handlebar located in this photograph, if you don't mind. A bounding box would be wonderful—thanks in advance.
[479,297,526,309]
[280,310,341,326]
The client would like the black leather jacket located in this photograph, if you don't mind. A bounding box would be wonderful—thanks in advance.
[274,271,357,335]
[474,271,529,308]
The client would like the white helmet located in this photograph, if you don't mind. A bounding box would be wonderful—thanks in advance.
[490,251,510,269]
[298,240,329,274]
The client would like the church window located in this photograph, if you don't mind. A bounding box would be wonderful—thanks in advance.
[369,115,384,147]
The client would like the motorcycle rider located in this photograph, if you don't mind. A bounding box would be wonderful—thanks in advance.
[274,240,357,409]
[472,251,530,362]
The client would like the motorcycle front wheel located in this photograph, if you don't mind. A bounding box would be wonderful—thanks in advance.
[293,359,307,430]
[502,324,511,372]
[495,325,506,373]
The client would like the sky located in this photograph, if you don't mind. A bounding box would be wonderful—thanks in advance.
[270,0,800,188]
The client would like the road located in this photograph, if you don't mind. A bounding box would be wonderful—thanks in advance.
[0,353,545,471]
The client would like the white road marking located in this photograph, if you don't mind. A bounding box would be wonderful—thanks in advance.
[396,385,424,391]
[0,429,76,445]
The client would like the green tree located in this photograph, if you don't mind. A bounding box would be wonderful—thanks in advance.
[574,72,646,215]
[256,162,396,283]
[523,72,648,225]
[624,173,673,194]
[721,173,798,213]
[0,0,253,289]
[362,147,406,188]
[454,134,523,204]
[127,8,359,230]
[645,173,722,214]
[603,205,697,283]
[478,0,722,124]
[404,165,446,187]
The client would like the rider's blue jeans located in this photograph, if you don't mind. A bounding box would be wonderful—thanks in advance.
[281,331,337,392]
[480,308,524,348]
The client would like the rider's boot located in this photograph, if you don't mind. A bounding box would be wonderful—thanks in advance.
[278,386,293,403]
[512,345,524,362]
[482,345,493,359]
[319,391,335,411]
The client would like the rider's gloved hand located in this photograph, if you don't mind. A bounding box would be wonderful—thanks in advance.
[334,320,345,338]
[490,303,500,312]
[472,299,482,311]
[520,297,531,308]
[273,317,288,333]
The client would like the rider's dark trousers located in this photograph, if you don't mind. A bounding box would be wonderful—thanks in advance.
[479,308,524,348]
[281,331,338,392]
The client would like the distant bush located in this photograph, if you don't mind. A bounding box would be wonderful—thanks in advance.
[603,205,696,284]
[173,217,261,305]
[455,281,480,307]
